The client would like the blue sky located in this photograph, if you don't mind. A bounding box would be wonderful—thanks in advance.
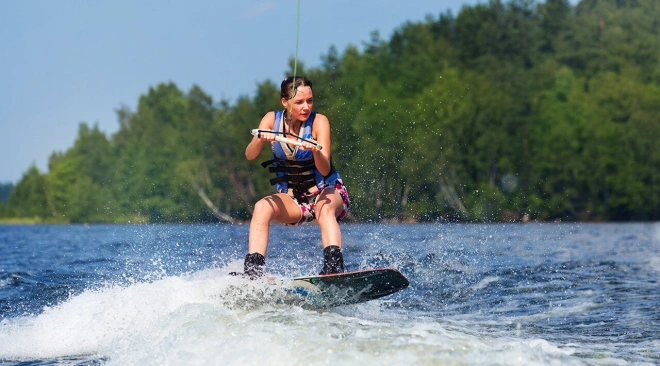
[0,0,577,184]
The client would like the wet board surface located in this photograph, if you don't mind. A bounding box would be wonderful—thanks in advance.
[288,268,409,307]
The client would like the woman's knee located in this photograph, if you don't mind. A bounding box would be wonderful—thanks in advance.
[317,195,342,219]
[253,198,276,219]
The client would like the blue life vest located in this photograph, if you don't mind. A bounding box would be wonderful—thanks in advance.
[261,110,341,200]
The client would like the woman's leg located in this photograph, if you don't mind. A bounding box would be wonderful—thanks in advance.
[242,193,302,278]
[315,187,348,274]
[248,193,302,255]
[314,188,345,249]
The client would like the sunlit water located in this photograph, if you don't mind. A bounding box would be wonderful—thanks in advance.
[0,223,658,365]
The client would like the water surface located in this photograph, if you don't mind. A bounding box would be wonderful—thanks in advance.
[0,223,658,365]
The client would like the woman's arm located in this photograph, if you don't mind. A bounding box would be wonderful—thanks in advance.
[245,111,276,161]
[311,113,332,176]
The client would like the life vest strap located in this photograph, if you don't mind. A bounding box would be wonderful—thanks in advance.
[262,157,318,201]
[268,165,314,174]
[261,159,315,169]
[269,174,315,185]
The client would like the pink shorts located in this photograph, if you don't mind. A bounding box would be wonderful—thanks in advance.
[286,180,350,226]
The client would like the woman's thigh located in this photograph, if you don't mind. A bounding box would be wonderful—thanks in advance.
[255,193,303,224]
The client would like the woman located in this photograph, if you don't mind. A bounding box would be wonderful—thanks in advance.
[242,76,350,279]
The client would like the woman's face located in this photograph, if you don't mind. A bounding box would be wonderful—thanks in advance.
[282,86,313,123]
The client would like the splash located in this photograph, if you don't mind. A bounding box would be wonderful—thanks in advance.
[0,264,306,363]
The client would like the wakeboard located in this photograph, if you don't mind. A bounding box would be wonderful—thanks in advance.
[288,268,409,307]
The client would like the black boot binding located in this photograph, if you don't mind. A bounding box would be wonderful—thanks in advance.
[244,252,265,279]
[320,245,345,275]
[229,252,265,279]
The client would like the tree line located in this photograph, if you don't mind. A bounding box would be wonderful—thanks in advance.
[1,0,658,223]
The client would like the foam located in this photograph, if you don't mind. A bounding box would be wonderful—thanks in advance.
[0,265,286,361]
[1,265,597,366]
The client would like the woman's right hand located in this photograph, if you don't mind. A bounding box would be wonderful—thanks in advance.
[245,112,277,160]
[255,129,277,142]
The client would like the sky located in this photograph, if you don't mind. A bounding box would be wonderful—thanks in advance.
[0,0,577,184]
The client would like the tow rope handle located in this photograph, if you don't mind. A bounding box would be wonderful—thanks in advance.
[251,129,323,151]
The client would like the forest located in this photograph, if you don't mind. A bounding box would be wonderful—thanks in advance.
[1,0,659,224]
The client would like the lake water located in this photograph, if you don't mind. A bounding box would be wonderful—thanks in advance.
[0,223,658,365]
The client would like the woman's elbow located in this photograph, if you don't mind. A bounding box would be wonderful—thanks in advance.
[317,165,331,176]
[245,147,255,160]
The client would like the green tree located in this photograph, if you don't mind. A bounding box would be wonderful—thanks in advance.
[0,182,12,203]
[8,0,660,222]
[43,123,114,222]
[7,165,51,219]
[529,66,588,220]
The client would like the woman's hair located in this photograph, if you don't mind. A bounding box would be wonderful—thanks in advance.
[280,76,313,100]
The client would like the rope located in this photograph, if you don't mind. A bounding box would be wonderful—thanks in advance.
[291,0,301,99]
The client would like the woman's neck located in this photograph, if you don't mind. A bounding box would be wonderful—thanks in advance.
[285,112,302,134]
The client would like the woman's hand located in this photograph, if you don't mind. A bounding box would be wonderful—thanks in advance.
[246,112,276,160]
[299,140,320,151]
[255,129,277,143]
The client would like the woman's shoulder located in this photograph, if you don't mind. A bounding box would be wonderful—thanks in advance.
[311,112,330,136]
[258,111,277,129]
[312,112,329,123]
